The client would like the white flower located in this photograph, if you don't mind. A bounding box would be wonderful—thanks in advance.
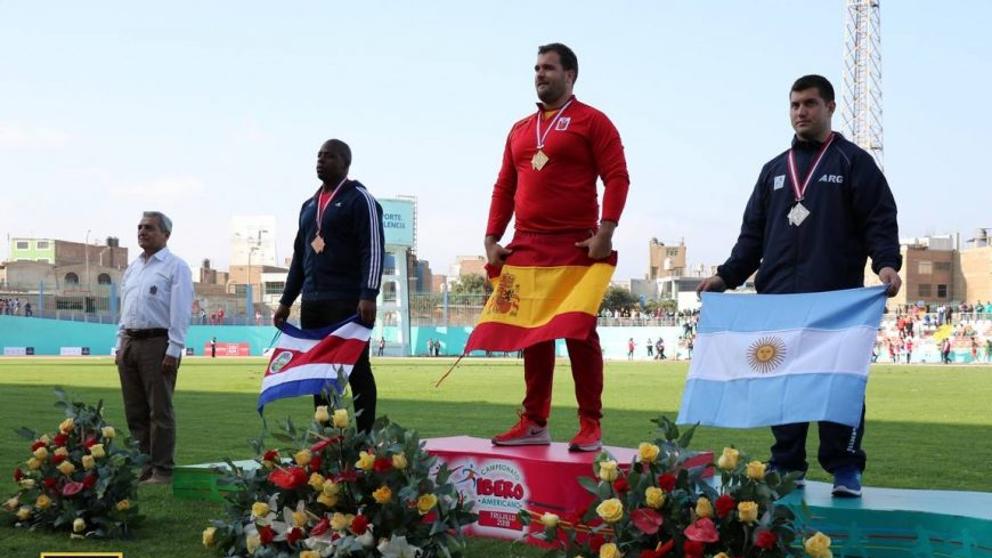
[377,535,423,558]
[356,525,375,547]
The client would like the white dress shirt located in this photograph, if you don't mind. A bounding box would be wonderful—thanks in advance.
[117,247,194,358]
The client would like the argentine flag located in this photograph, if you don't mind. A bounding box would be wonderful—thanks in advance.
[677,286,886,428]
[258,317,371,412]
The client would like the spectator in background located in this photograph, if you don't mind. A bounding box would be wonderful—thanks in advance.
[646,338,653,358]
[24,301,33,317]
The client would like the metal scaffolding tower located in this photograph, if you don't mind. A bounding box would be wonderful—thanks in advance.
[842,0,884,170]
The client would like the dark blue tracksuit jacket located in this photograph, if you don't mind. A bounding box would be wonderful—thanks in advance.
[280,180,385,304]
[717,133,901,293]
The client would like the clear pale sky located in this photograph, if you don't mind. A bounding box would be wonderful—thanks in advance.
[1,1,988,280]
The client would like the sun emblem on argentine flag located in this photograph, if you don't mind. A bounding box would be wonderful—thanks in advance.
[746,337,786,374]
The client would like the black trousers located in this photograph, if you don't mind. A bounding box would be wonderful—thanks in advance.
[769,403,866,474]
[301,299,376,433]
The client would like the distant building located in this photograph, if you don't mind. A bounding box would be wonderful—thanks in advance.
[450,255,486,279]
[230,216,278,267]
[8,237,127,270]
[954,228,992,304]
[648,238,686,279]
[865,234,955,305]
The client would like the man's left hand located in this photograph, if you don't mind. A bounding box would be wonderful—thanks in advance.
[358,299,377,325]
[575,222,616,260]
[878,267,902,297]
[162,355,179,375]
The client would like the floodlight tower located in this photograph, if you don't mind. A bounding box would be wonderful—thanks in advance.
[842,0,884,170]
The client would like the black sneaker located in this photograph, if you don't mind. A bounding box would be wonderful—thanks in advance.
[831,467,862,498]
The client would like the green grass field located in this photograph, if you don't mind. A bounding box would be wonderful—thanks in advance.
[1,357,991,557]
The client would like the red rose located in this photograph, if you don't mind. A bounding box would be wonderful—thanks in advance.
[420,511,437,523]
[52,454,66,465]
[373,458,392,473]
[13,468,24,482]
[638,539,674,558]
[613,477,630,493]
[683,540,705,558]
[286,527,303,544]
[43,477,58,489]
[715,494,736,518]
[268,466,308,489]
[658,473,677,492]
[334,470,359,483]
[311,517,330,536]
[62,481,85,497]
[309,455,323,471]
[755,530,778,550]
[53,434,68,447]
[684,518,720,543]
[588,535,606,552]
[631,507,664,535]
[31,440,46,451]
[82,474,97,489]
[351,514,370,535]
[85,437,98,448]
[258,524,274,545]
[262,449,279,462]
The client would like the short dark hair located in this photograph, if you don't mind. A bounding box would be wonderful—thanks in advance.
[538,43,578,82]
[791,75,835,103]
[326,138,352,167]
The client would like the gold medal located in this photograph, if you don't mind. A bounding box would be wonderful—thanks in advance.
[531,149,549,171]
[311,234,325,254]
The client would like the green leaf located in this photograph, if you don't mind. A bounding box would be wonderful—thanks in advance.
[577,476,599,495]
[13,426,36,440]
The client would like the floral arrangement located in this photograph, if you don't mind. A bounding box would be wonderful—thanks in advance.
[519,417,834,558]
[203,391,477,557]
[1,388,146,538]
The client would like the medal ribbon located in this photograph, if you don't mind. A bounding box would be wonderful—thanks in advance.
[786,132,836,201]
[534,98,574,149]
[314,177,348,235]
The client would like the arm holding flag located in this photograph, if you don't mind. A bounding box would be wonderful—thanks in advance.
[849,151,902,297]
[274,203,308,327]
[354,187,384,325]
[484,131,519,266]
[710,168,770,291]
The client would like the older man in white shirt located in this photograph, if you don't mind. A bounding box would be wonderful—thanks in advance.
[116,211,193,485]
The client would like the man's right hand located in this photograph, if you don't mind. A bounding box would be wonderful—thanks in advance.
[273,304,291,327]
[484,236,511,267]
[696,275,728,297]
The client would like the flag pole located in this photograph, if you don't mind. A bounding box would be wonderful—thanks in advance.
[433,353,467,388]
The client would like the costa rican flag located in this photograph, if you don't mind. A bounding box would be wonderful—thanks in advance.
[258,317,371,411]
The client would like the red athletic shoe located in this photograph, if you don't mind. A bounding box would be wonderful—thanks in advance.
[568,417,602,452]
[491,414,551,446]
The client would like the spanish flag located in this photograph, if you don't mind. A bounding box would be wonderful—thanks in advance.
[464,231,616,352]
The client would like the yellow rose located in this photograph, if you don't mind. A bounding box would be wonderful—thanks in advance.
[202,526,217,547]
[540,512,559,528]
[330,512,352,531]
[595,498,624,523]
[317,492,338,507]
[314,405,331,423]
[246,533,261,554]
[738,500,759,524]
[717,447,740,470]
[39,434,50,444]
[372,485,392,504]
[308,472,326,491]
[292,510,308,528]
[54,447,69,458]
[645,486,666,509]
[599,542,622,558]
[804,531,833,558]
[3,497,19,511]
[26,457,42,470]
[323,481,341,496]
[294,449,312,466]
[116,499,131,511]
[19,479,35,489]
[332,409,349,429]
[102,426,116,439]
[392,452,408,470]
[416,493,438,515]
[57,461,76,476]
[746,460,767,481]
[356,451,375,471]
[59,418,75,433]
[598,460,619,482]
[695,497,713,518]
[73,518,86,533]
[82,455,96,470]
[638,442,660,463]
[300,551,321,558]
[35,494,52,509]
[16,506,32,521]
[89,444,106,459]
[251,502,270,519]
[714,554,730,558]
[32,446,48,460]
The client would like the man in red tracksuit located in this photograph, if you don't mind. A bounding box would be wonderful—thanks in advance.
[485,43,630,451]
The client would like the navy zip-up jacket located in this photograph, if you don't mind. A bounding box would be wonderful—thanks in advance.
[280,179,385,304]
[717,132,901,294]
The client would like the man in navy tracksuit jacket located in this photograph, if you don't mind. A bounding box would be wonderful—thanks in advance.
[274,139,385,433]
[698,75,902,497]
